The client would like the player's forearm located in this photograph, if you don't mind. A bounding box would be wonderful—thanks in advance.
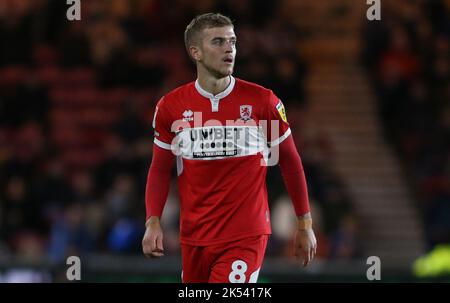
[145,145,175,220]
[278,136,311,216]
[281,168,311,215]
[145,167,171,220]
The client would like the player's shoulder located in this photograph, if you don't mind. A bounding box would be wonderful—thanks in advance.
[159,81,196,106]
[235,78,272,93]
[234,78,274,101]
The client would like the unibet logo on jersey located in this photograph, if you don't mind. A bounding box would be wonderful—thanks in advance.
[176,126,264,160]
[276,101,287,123]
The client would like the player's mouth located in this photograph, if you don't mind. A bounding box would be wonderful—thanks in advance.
[223,57,234,64]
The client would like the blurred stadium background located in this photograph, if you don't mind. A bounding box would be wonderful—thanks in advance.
[0,0,449,282]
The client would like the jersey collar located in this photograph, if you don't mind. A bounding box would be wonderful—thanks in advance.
[195,75,235,101]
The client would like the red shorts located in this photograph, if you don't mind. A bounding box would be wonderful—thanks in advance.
[181,235,269,283]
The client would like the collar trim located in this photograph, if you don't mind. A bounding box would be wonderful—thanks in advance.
[195,76,235,100]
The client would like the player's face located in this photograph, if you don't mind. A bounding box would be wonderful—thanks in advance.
[198,26,236,78]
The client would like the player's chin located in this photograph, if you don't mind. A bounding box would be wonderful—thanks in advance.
[220,66,234,77]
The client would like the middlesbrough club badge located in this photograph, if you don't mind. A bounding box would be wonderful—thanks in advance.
[240,105,252,121]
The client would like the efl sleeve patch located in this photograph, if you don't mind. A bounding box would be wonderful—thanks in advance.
[276,101,287,123]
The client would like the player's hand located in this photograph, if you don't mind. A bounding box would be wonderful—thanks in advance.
[142,216,164,258]
[294,215,317,267]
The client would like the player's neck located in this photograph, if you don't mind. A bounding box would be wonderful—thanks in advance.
[196,72,231,96]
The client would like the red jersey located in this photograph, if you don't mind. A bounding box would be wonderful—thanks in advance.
[152,76,291,246]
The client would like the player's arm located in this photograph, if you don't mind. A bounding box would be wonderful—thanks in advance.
[143,97,176,258]
[278,135,317,267]
[142,144,175,258]
[264,90,317,266]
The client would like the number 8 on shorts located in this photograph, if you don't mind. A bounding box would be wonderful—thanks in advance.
[229,260,248,283]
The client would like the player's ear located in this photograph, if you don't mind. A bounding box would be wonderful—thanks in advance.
[189,45,201,61]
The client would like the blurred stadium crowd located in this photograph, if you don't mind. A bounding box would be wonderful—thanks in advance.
[0,0,359,263]
[361,0,450,249]
[0,0,448,268]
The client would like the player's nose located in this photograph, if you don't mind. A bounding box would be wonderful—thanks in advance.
[224,41,234,53]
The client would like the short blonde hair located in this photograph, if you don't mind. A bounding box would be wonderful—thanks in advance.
[184,13,233,56]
